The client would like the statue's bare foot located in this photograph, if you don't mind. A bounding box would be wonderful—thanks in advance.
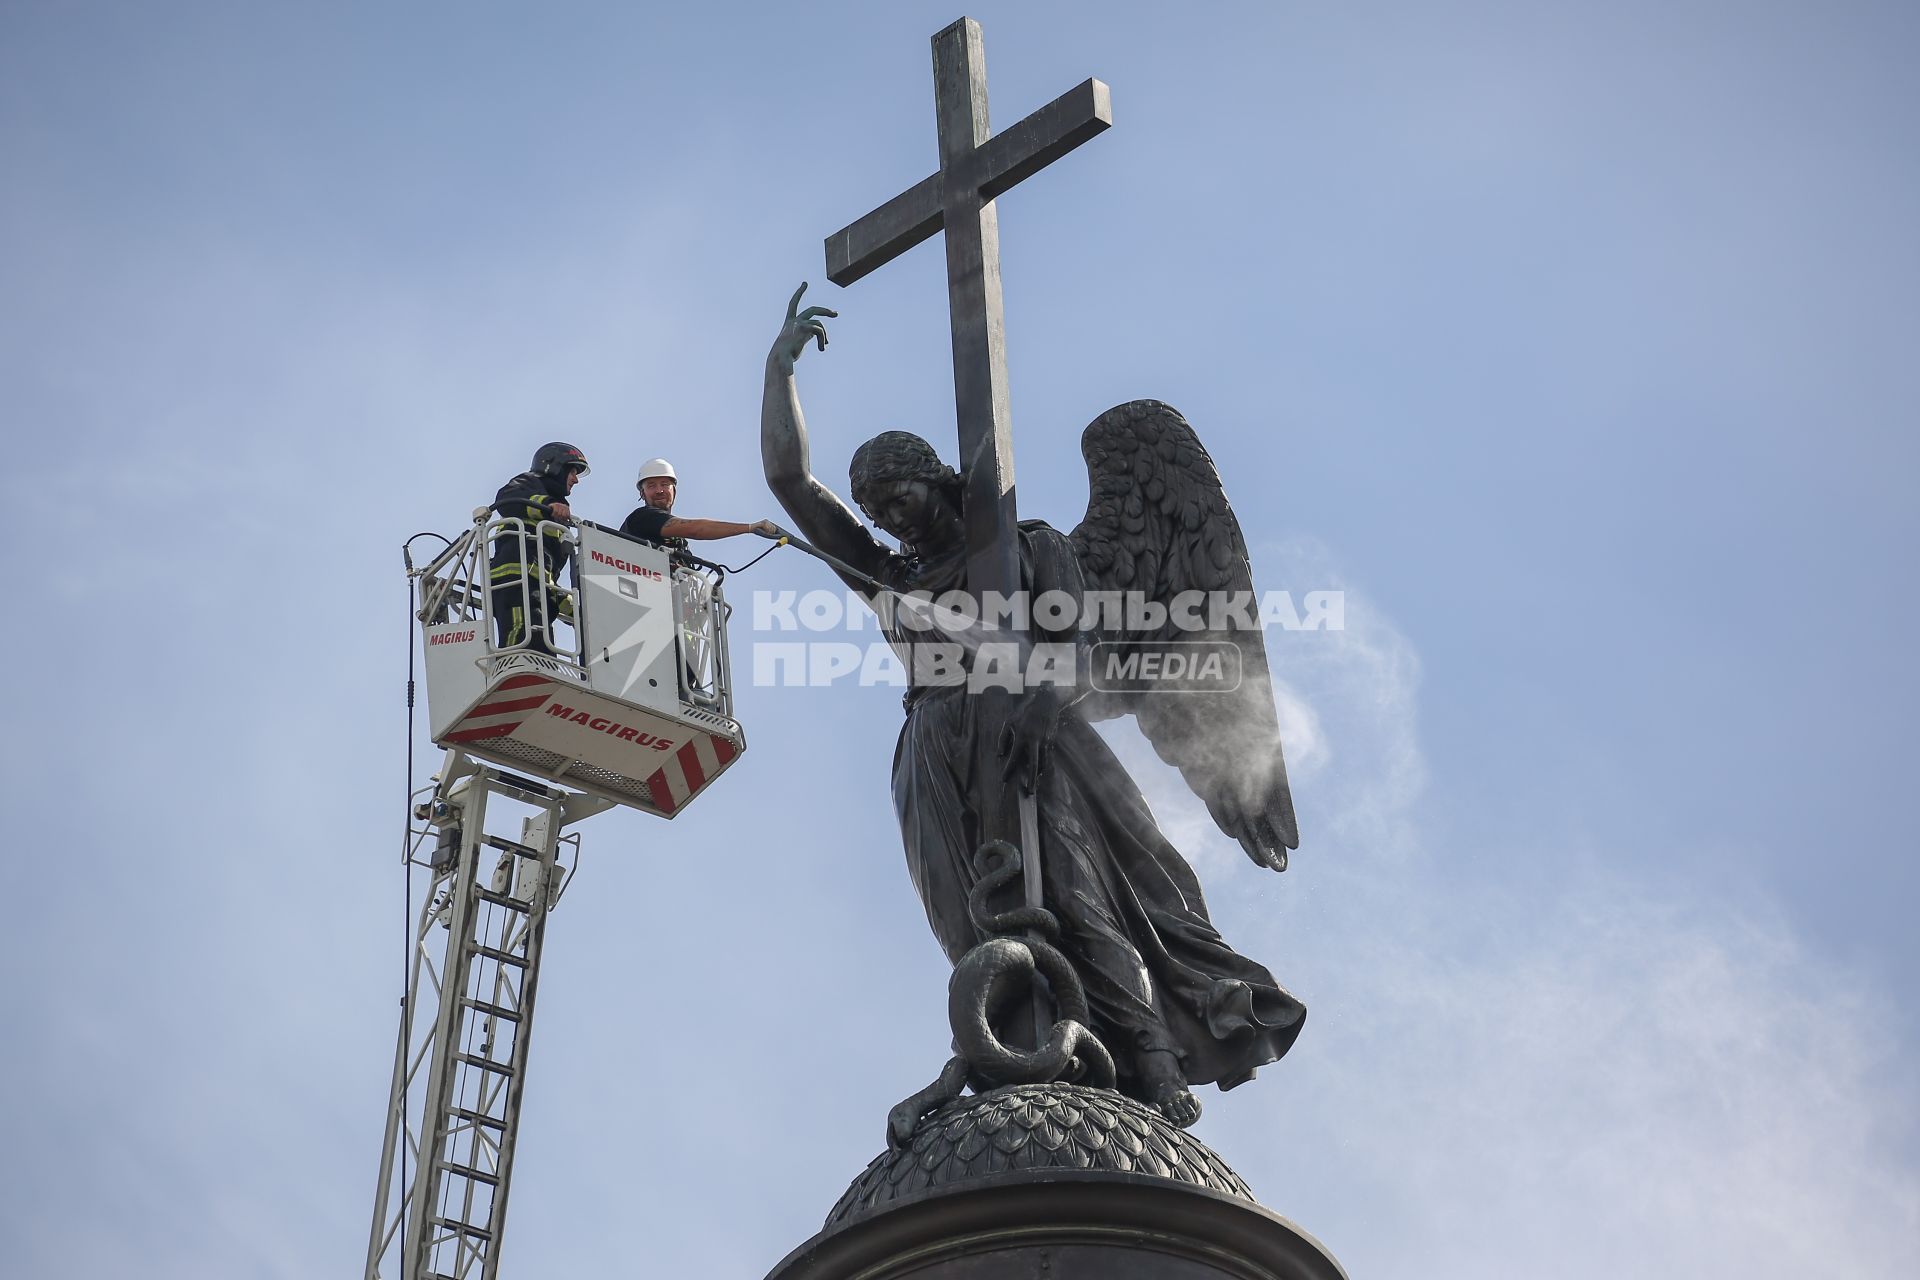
[1152,1081,1202,1127]
[1140,1048,1202,1128]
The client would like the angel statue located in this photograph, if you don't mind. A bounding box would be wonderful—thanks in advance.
[760,285,1305,1127]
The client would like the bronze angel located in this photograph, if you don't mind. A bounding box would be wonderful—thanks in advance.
[760,287,1304,1126]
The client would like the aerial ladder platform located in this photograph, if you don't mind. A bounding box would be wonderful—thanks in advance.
[365,511,746,1280]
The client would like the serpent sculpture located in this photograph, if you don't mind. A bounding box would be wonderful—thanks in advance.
[886,841,1117,1149]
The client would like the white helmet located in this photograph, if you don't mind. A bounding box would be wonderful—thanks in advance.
[636,457,677,490]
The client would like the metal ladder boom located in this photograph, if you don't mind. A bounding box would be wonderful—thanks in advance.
[365,755,607,1280]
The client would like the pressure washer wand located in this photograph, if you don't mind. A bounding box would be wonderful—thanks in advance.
[753,524,891,594]
[756,524,1009,650]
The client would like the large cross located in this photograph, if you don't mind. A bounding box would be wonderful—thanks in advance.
[826,16,1110,609]
[823,17,1111,944]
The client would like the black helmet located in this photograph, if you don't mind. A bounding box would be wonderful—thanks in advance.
[532,441,590,479]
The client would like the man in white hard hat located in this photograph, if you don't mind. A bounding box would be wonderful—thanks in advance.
[619,457,780,552]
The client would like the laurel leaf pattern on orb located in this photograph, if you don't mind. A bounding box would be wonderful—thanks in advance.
[826,1082,1255,1229]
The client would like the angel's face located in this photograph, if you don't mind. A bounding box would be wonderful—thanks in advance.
[868,479,960,550]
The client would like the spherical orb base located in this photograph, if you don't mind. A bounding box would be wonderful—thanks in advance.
[829,1082,1252,1228]
[763,1083,1346,1280]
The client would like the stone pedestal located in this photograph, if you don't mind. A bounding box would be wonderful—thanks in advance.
[766,1084,1344,1280]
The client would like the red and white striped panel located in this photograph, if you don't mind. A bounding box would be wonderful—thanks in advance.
[441,674,554,744]
[642,734,739,814]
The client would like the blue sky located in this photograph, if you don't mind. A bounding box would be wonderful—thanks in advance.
[3,2,1915,1276]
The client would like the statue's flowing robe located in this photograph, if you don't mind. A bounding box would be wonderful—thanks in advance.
[878,522,1304,1097]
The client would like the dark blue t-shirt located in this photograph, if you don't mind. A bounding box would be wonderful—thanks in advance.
[619,505,685,551]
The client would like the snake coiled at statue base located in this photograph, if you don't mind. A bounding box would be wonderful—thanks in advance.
[886,841,1117,1148]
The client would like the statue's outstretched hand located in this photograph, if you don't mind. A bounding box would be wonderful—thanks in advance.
[771,282,838,368]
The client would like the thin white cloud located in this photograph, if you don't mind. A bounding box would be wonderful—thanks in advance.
[1108,541,1918,1278]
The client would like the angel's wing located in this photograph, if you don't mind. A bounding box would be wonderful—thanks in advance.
[1068,400,1298,871]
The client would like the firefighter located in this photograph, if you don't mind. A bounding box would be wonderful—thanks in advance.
[489,441,589,654]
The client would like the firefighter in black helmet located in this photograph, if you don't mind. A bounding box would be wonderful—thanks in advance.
[488,442,589,654]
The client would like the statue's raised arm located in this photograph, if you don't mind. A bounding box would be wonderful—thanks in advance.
[760,284,891,594]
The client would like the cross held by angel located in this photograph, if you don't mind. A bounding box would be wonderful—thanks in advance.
[761,286,1305,1127]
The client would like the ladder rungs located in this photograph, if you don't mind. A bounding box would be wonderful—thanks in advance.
[457,1053,515,1077]
[470,944,528,968]
[476,888,534,912]
[462,996,523,1022]
[438,1158,501,1187]
[451,1106,507,1131]
[430,1216,493,1241]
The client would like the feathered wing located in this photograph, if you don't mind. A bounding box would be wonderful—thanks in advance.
[1068,400,1299,871]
